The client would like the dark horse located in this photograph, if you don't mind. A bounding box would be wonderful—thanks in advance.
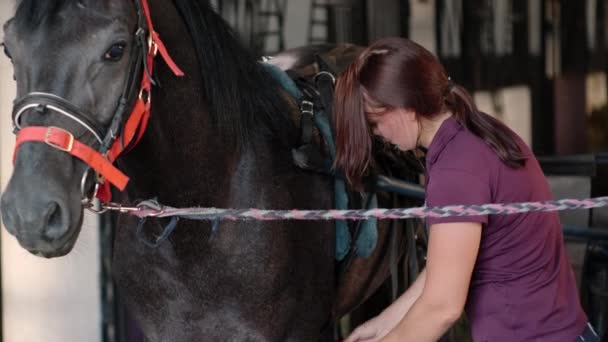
[0,0,422,340]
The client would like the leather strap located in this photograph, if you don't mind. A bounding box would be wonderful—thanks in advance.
[141,0,184,77]
[106,0,183,162]
[12,92,105,139]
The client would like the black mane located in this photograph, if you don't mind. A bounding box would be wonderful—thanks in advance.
[173,0,297,149]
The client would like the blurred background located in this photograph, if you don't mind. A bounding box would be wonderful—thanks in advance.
[0,0,607,341]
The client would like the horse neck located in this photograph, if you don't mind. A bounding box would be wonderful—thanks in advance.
[116,1,214,206]
[119,0,292,208]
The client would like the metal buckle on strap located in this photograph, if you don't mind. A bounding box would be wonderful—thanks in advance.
[147,34,158,57]
[45,126,74,152]
[300,100,314,116]
[80,168,101,206]
[138,88,151,104]
[314,71,336,85]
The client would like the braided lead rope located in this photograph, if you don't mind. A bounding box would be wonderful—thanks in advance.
[103,196,608,221]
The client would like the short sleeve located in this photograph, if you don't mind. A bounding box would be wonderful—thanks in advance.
[425,168,491,226]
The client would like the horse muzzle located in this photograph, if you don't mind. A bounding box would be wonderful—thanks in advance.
[1,176,80,258]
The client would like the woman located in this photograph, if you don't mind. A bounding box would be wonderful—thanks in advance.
[334,37,597,342]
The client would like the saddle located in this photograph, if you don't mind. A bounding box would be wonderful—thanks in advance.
[264,45,427,280]
[263,45,380,262]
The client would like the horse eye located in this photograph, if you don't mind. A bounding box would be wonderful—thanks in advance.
[1,43,12,60]
[104,43,126,62]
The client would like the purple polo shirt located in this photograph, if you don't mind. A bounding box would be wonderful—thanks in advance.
[425,117,587,341]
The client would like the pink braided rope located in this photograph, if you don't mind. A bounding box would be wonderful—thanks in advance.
[124,196,608,221]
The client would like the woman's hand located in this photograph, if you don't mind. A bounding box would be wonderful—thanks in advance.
[343,308,404,342]
[344,269,429,342]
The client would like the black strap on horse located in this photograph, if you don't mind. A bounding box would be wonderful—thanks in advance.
[286,53,336,149]
[313,54,337,131]
[285,68,327,173]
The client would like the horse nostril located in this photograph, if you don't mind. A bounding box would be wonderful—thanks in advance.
[43,202,68,240]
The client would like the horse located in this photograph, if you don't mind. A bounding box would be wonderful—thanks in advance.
[0,1,423,340]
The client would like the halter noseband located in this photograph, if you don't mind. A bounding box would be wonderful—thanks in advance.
[11,0,184,203]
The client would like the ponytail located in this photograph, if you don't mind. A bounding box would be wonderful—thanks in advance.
[447,85,527,168]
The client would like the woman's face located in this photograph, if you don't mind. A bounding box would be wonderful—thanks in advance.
[365,103,419,151]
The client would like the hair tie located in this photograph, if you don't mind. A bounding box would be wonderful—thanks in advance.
[444,76,455,97]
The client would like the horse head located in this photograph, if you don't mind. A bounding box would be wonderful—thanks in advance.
[0,0,140,257]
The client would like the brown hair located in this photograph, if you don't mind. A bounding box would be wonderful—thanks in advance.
[333,37,527,187]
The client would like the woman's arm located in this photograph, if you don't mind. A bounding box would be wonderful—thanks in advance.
[382,221,481,342]
[390,267,427,316]
[344,269,427,342]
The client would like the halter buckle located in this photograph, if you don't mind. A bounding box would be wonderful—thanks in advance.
[300,100,315,116]
[148,34,158,57]
[138,88,151,104]
[80,168,102,206]
[45,126,74,152]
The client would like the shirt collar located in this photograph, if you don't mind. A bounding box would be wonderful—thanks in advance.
[425,116,462,168]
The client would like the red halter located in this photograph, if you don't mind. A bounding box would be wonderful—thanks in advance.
[12,0,184,203]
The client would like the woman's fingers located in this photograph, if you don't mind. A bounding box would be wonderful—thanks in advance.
[344,324,378,342]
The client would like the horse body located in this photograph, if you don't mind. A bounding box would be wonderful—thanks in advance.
[1,1,418,341]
